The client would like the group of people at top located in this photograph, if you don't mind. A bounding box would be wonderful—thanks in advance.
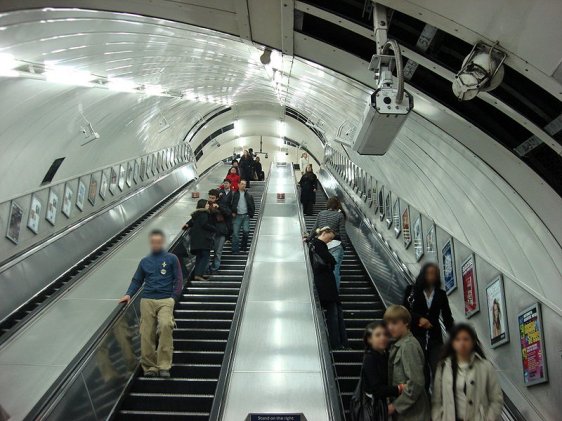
[225,149,265,191]
[305,195,504,421]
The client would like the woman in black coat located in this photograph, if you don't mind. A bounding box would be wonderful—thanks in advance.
[239,150,254,187]
[186,199,217,281]
[403,262,454,390]
[299,164,318,216]
[354,322,405,420]
[310,227,348,349]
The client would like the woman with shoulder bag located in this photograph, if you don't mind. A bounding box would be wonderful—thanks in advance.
[350,322,406,421]
[309,227,349,349]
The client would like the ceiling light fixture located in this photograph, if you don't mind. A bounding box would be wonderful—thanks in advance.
[0,53,19,77]
[44,63,94,86]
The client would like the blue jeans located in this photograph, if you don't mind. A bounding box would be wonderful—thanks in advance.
[193,249,210,277]
[210,234,226,271]
[232,214,250,253]
[329,244,344,290]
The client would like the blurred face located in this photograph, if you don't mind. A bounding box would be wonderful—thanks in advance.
[150,234,165,253]
[319,230,335,243]
[305,164,312,173]
[233,162,238,167]
[239,180,246,191]
[208,195,218,204]
[452,330,475,358]
[224,181,231,189]
[425,265,439,287]
[386,319,408,339]
[230,168,237,174]
[368,326,389,351]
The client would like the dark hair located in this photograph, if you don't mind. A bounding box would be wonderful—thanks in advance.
[232,159,238,164]
[208,189,220,197]
[363,321,387,350]
[149,229,165,238]
[229,166,239,175]
[326,197,340,210]
[415,262,441,290]
[223,178,231,184]
[196,199,208,209]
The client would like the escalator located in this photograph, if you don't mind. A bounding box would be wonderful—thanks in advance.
[115,182,266,420]
[304,184,386,420]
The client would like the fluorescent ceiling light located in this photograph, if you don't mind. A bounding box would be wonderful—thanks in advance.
[234,120,241,137]
[278,121,286,138]
[0,53,19,77]
[144,84,164,96]
[44,63,94,86]
[107,78,137,92]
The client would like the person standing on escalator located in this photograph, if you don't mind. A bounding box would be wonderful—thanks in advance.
[231,180,255,254]
[207,189,230,273]
[298,164,317,216]
[186,199,217,281]
[119,229,183,378]
[239,149,254,188]
[308,197,348,290]
[309,227,349,349]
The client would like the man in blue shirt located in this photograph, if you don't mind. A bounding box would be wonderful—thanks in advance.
[119,229,183,378]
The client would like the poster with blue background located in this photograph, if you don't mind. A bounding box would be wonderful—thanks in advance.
[442,238,457,294]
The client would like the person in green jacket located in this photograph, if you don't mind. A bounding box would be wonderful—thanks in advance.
[385,305,431,421]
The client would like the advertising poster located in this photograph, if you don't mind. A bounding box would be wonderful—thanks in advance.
[461,254,480,317]
[76,180,86,211]
[27,195,42,234]
[126,163,133,187]
[402,206,412,249]
[134,161,140,183]
[99,172,108,199]
[140,158,146,181]
[486,275,509,348]
[88,176,97,206]
[378,186,385,221]
[118,165,126,191]
[393,198,401,237]
[371,181,378,211]
[46,189,58,226]
[518,303,548,386]
[385,192,392,228]
[6,201,24,244]
[425,224,437,261]
[62,184,73,218]
[441,238,457,295]
[413,215,424,261]
[109,167,118,195]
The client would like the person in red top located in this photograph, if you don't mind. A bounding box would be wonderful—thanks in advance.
[225,167,240,191]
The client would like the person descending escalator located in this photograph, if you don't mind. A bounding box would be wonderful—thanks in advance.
[185,199,217,281]
[298,164,318,216]
[239,149,254,188]
[231,180,255,254]
[207,189,230,274]
[119,229,183,378]
[350,322,406,421]
[225,166,241,191]
[254,156,264,181]
[219,178,235,235]
[309,226,349,350]
[307,196,348,290]
[432,323,503,421]
[403,263,454,391]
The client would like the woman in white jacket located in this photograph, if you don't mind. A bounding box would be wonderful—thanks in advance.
[432,323,503,421]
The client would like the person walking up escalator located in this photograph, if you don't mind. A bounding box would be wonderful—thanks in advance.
[185,199,217,281]
[207,189,230,273]
[298,164,317,216]
[239,149,254,188]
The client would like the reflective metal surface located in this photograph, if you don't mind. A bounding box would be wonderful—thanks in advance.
[221,164,330,421]
[0,164,227,421]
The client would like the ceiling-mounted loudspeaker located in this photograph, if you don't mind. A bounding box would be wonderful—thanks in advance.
[452,42,507,101]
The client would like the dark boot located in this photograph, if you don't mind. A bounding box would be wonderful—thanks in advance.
[241,233,249,252]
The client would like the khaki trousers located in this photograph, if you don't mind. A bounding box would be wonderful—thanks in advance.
[140,297,175,373]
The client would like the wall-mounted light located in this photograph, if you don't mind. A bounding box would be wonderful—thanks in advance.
[144,84,164,96]
[107,78,138,93]
[0,53,19,77]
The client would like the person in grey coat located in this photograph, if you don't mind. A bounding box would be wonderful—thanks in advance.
[384,305,431,421]
[432,323,503,421]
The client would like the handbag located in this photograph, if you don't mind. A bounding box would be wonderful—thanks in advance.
[349,368,388,421]
[309,242,328,271]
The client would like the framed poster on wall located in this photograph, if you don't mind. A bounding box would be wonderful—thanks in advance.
[27,195,42,234]
[486,275,509,348]
[384,192,392,228]
[133,160,140,184]
[402,206,412,249]
[46,189,58,226]
[62,184,73,218]
[461,254,479,317]
[413,215,424,261]
[99,172,108,200]
[76,180,86,211]
[393,198,401,237]
[88,176,97,206]
[518,303,548,386]
[6,201,24,244]
[425,223,437,261]
[378,186,385,221]
[441,238,457,295]
[118,165,126,191]
[109,167,118,195]
[140,158,146,180]
[126,163,133,187]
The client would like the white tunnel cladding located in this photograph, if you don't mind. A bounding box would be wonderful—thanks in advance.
[0,6,560,421]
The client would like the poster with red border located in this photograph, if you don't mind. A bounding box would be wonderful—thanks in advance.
[518,303,548,386]
[461,254,479,318]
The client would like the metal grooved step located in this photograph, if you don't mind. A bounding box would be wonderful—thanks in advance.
[115,182,266,421]
[304,186,386,421]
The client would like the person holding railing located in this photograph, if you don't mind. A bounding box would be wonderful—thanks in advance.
[119,229,183,378]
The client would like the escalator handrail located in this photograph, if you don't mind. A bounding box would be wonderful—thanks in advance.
[25,161,227,421]
[295,166,346,421]
[208,168,271,421]
[319,166,527,421]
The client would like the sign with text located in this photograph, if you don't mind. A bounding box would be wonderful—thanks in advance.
[461,254,479,318]
[518,303,548,386]
[248,414,305,421]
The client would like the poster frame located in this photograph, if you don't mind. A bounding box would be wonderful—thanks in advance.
[402,206,412,249]
[441,238,457,295]
[6,201,24,244]
[517,302,548,386]
[461,254,480,318]
[413,214,424,261]
[45,189,59,226]
[486,275,510,348]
